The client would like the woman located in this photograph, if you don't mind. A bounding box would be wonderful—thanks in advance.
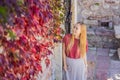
[62,22,88,80]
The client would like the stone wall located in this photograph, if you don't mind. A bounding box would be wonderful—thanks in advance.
[87,26,120,49]
[77,0,120,26]
[77,0,120,49]
[36,43,62,80]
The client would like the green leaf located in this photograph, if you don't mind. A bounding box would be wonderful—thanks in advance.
[0,6,7,17]
[0,6,8,23]
[95,3,99,6]
[60,13,64,18]
[17,0,24,6]
[7,29,16,40]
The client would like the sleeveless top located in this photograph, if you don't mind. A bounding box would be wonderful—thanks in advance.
[62,34,88,59]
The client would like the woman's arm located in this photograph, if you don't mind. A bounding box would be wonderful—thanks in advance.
[62,42,67,71]
[83,53,88,76]
[83,53,88,68]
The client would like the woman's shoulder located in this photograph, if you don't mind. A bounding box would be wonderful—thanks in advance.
[63,33,71,42]
[64,33,72,37]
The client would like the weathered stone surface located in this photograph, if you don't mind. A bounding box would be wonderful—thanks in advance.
[111,5,119,9]
[84,20,98,25]
[117,48,120,59]
[88,47,97,51]
[96,55,110,62]
[113,16,120,25]
[114,25,120,39]
[96,57,110,69]
[90,4,99,11]
[102,37,108,42]
[87,36,104,48]
[97,48,109,56]
[87,50,96,62]
[37,55,53,80]
[87,29,95,35]
[95,27,114,37]
[103,3,110,9]
[110,49,117,54]
[87,61,96,80]
[108,60,120,79]
[103,42,114,48]
[53,43,62,80]
[87,29,118,49]
[81,10,92,19]
[76,3,120,80]
[109,49,117,54]
[96,55,110,80]
[96,69,108,80]
[109,69,120,80]
[110,60,120,69]
[86,48,120,80]
[77,0,120,26]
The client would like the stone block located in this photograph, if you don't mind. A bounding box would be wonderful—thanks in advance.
[87,51,96,62]
[87,29,95,35]
[117,48,120,59]
[114,25,120,39]
[103,3,110,9]
[97,48,109,56]
[95,27,114,37]
[88,47,97,51]
[110,49,117,54]
[113,16,120,25]
[90,4,99,11]
[110,60,120,69]
[109,69,120,80]
[88,36,102,42]
[87,61,96,80]
[96,58,110,69]
[53,43,62,80]
[109,49,116,57]
[81,10,92,19]
[84,20,98,25]
[96,55,110,62]
[96,69,108,80]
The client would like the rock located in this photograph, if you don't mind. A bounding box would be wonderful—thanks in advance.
[103,3,110,9]
[114,74,120,80]
[114,25,120,39]
[87,61,96,80]
[95,27,114,37]
[102,37,108,42]
[109,53,114,57]
[117,48,120,59]
[84,20,98,25]
[111,5,119,9]
[109,49,117,57]
[81,10,92,19]
[88,36,102,42]
[89,47,97,51]
[87,29,95,35]
[90,4,99,11]
[110,49,117,54]
[113,16,120,25]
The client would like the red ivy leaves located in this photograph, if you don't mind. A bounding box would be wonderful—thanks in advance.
[0,0,64,79]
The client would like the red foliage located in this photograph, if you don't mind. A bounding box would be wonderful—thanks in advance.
[0,0,63,79]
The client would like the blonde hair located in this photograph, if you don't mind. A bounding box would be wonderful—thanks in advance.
[66,22,87,58]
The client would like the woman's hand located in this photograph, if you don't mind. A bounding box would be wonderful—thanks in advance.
[64,64,67,72]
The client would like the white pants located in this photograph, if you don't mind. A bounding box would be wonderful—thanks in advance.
[63,57,87,80]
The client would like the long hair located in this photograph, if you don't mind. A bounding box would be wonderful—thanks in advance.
[66,22,87,58]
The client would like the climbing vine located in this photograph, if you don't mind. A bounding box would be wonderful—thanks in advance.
[0,0,65,79]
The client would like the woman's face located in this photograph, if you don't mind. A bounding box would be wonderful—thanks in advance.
[73,24,81,36]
